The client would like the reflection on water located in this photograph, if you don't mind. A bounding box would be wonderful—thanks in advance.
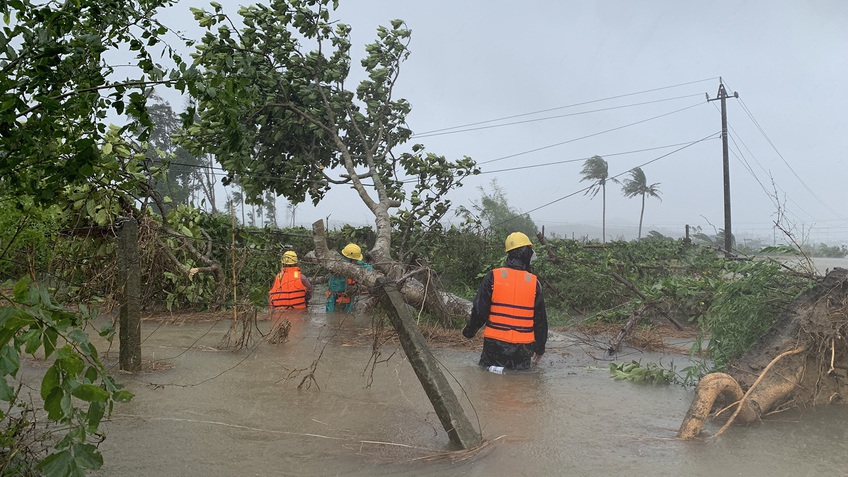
[73,306,848,477]
[812,257,848,274]
[779,256,848,275]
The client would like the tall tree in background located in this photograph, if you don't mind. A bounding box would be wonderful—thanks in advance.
[264,191,278,228]
[147,94,202,210]
[457,179,537,239]
[621,167,661,239]
[196,152,219,213]
[231,189,246,226]
[181,0,478,273]
[580,155,617,243]
[0,0,182,202]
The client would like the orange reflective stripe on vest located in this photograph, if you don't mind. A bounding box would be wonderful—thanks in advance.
[483,268,537,344]
[269,267,307,309]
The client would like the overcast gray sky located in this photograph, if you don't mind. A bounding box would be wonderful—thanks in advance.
[161,1,848,244]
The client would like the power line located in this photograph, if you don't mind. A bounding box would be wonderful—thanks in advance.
[720,78,847,222]
[516,132,719,217]
[725,123,814,225]
[166,91,711,190]
[414,77,719,136]
[738,97,847,221]
[169,101,708,182]
[413,93,705,139]
[479,138,719,175]
[478,101,707,166]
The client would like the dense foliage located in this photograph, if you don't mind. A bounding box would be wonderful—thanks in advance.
[0,0,188,473]
[180,0,479,268]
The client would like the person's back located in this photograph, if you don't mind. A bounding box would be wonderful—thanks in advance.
[462,232,548,370]
[270,251,312,310]
[326,243,373,312]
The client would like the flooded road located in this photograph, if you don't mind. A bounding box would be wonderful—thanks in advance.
[62,306,848,476]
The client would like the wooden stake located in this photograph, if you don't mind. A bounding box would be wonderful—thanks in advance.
[231,202,238,330]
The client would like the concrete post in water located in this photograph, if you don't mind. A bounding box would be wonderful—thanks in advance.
[374,277,482,449]
[117,217,142,372]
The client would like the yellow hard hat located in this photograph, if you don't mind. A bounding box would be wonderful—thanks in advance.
[281,250,298,265]
[505,232,534,252]
[341,243,363,261]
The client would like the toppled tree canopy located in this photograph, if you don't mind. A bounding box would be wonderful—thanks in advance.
[678,267,848,439]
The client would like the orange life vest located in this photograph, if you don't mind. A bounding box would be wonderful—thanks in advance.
[269,267,308,309]
[483,268,537,344]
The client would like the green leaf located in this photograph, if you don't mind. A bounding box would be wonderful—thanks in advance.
[86,199,97,219]
[12,276,31,302]
[44,387,65,420]
[0,344,21,376]
[0,376,15,402]
[42,366,60,399]
[43,327,59,358]
[68,329,89,344]
[72,384,110,403]
[36,449,74,475]
[87,401,106,429]
[23,327,41,354]
[59,353,85,376]
[0,328,15,348]
[60,390,73,418]
[84,366,98,383]
[72,443,104,470]
[98,321,114,338]
[112,390,134,403]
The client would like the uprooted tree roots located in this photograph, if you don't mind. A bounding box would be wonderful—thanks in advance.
[678,267,848,438]
[678,267,848,439]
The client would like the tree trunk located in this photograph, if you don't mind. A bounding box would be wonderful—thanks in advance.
[309,220,472,319]
[601,182,606,243]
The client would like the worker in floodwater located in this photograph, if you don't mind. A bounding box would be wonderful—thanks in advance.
[462,232,548,370]
[268,250,313,343]
[269,251,313,312]
[326,243,374,313]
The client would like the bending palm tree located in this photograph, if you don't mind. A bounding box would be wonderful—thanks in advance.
[580,155,618,242]
[621,167,661,239]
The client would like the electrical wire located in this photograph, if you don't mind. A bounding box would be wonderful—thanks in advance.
[413,93,705,139]
[721,79,846,221]
[478,138,719,175]
[414,77,719,136]
[477,101,707,166]
[738,97,847,221]
[165,100,708,186]
[497,131,719,222]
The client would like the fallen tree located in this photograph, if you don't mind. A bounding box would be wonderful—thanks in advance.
[678,267,848,439]
[309,219,472,321]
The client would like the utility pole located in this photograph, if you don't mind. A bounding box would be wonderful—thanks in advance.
[707,78,738,257]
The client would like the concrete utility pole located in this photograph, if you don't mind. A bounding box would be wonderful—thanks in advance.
[117,217,142,372]
[707,78,738,257]
[374,277,482,449]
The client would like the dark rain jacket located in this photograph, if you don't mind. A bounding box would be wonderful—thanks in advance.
[462,252,548,370]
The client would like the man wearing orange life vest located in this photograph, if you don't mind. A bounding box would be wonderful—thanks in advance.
[269,251,313,310]
[462,232,548,370]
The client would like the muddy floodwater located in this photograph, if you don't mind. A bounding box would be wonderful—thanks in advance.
[44,301,842,477]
